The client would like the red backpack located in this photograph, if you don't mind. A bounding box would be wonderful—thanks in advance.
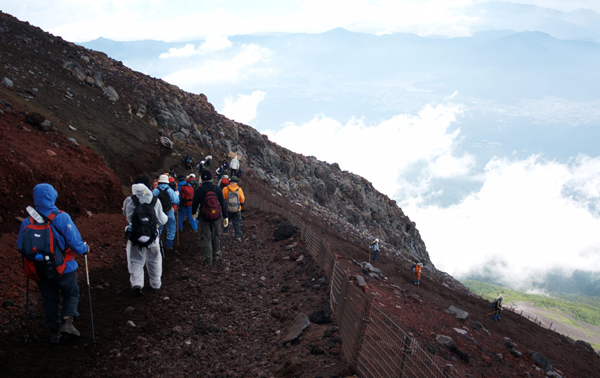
[180,185,194,207]
[19,211,74,281]
[198,186,222,221]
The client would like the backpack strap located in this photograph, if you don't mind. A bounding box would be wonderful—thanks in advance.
[150,196,158,207]
[132,195,141,206]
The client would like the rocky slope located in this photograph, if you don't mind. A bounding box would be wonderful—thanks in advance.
[0,11,429,266]
[2,11,600,378]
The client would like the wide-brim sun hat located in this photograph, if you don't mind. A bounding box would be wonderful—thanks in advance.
[158,174,169,184]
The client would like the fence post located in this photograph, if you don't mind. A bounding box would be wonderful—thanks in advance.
[398,334,413,378]
[354,295,373,364]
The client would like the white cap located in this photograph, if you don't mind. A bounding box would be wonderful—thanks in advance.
[158,174,169,184]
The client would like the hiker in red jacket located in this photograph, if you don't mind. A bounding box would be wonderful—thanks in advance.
[178,174,197,231]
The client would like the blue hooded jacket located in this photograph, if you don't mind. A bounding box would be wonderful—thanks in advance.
[17,184,89,274]
[153,183,180,211]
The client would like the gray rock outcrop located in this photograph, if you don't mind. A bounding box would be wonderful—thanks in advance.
[103,86,119,101]
[63,61,86,82]
[280,313,310,345]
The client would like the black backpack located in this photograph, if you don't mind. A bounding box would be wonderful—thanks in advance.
[129,196,158,247]
[157,187,173,213]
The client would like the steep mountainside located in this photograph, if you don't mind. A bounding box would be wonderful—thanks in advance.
[0,11,429,266]
[2,11,600,378]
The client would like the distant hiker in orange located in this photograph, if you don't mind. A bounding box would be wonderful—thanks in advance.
[413,262,423,286]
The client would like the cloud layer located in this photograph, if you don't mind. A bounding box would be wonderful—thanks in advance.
[220,91,266,125]
[163,44,273,86]
[266,102,600,291]
[8,0,599,43]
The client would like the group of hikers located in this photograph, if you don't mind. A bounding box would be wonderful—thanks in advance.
[16,155,246,343]
[16,149,507,345]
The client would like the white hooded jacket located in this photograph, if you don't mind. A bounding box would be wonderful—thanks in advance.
[230,156,240,170]
[123,183,168,227]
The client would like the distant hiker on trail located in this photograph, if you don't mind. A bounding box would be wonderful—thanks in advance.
[205,155,212,167]
[223,176,246,242]
[413,262,423,286]
[168,175,177,192]
[17,183,90,344]
[196,161,204,173]
[178,174,198,232]
[186,173,199,190]
[192,170,228,266]
[218,174,230,189]
[230,155,240,177]
[169,166,176,178]
[215,164,223,180]
[492,294,504,320]
[183,154,192,170]
[223,160,229,172]
[153,174,180,250]
[369,239,380,261]
[123,175,168,297]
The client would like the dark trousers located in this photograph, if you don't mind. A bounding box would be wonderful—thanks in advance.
[37,271,80,329]
[230,168,237,177]
[228,211,242,238]
[198,217,221,263]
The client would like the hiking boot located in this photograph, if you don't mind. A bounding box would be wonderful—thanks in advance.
[133,285,143,297]
[59,316,80,337]
[50,329,61,344]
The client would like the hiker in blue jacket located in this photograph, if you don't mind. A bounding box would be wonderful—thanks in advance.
[16,183,90,343]
[152,174,180,250]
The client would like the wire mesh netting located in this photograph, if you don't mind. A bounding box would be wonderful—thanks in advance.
[245,196,449,377]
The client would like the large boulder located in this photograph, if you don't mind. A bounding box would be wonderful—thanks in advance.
[280,313,310,345]
[63,61,86,82]
[445,306,469,322]
[103,86,119,101]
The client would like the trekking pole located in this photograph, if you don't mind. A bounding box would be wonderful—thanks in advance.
[84,254,97,346]
[486,311,496,316]
[24,278,29,344]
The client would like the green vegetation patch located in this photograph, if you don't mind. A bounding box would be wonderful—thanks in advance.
[462,280,600,327]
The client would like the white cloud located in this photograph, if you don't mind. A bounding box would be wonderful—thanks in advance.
[407,155,600,290]
[163,44,273,87]
[265,102,469,200]
[220,91,266,124]
[160,43,197,59]
[267,101,600,291]
[159,36,232,59]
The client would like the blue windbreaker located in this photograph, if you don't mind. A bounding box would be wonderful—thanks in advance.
[17,184,89,274]
[153,183,180,207]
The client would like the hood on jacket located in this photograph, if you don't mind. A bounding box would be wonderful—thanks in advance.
[33,183,59,216]
[179,180,188,186]
[157,183,171,190]
[132,183,154,204]
[227,183,239,190]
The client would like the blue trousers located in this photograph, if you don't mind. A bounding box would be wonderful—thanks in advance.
[178,206,198,230]
[37,271,80,329]
[158,208,176,247]
[373,248,379,261]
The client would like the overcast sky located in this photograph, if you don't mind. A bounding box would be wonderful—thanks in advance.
[3,0,600,42]
[3,0,600,291]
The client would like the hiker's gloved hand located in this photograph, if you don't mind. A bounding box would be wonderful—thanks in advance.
[85,244,91,254]
[193,213,198,221]
[175,191,179,196]
[223,218,229,227]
